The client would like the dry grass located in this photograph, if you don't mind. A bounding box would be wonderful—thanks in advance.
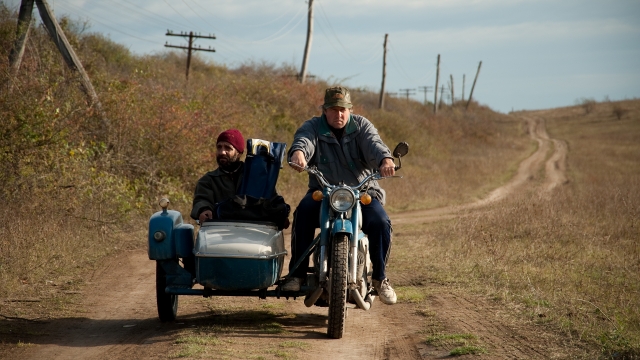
[391,99,640,357]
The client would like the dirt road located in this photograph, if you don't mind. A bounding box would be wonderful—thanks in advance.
[5,115,577,359]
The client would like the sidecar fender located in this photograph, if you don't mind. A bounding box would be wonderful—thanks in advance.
[148,210,194,260]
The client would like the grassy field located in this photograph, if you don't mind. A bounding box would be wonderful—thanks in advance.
[390,100,640,357]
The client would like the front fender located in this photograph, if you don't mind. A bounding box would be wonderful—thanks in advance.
[331,219,353,238]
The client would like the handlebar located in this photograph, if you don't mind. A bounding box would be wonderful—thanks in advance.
[288,162,399,191]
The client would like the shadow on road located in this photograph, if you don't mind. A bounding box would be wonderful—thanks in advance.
[0,308,329,347]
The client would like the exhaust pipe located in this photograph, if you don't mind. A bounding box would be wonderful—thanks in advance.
[350,289,372,311]
[304,286,324,307]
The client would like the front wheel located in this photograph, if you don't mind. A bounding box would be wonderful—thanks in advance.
[327,234,348,339]
[156,261,178,322]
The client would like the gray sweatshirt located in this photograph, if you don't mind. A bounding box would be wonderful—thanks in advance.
[288,113,392,205]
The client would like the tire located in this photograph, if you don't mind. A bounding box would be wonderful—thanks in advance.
[156,261,178,322]
[327,234,348,339]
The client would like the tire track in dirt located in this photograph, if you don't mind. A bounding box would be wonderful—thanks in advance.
[392,115,567,226]
[426,292,563,359]
[19,250,162,360]
[10,115,571,359]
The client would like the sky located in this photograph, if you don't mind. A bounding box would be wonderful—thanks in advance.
[5,0,640,113]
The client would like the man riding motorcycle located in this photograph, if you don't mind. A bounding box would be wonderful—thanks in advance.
[283,86,397,305]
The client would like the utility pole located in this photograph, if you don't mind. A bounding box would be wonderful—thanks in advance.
[165,30,216,81]
[7,0,34,83]
[299,0,314,84]
[466,61,482,110]
[417,86,432,106]
[434,54,440,114]
[449,74,454,106]
[378,33,388,109]
[462,74,466,102]
[438,84,445,108]
[7,0,108,130]
[398,88,416,101]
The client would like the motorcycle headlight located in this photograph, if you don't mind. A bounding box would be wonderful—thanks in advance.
[330,188,356,212]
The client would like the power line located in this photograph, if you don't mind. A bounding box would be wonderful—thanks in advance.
[252,12,306,44]
[54,2,158,44]
[387,40,414,83]
[178,1,253,59]
[162,0,196,28]
[190,0,306,46]
[181,0,215,31]
[191,0,295,31]
[313,1,380,65]
[316,0,353,60]
[109,0,190,31]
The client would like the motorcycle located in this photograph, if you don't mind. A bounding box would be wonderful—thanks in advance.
[286,141,408,338]
[147,139,408,339]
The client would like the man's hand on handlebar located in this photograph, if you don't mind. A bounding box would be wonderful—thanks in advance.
[289,150,307,173]
[379,158,396,177]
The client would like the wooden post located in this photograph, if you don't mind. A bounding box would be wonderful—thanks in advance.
[378,33,388,109]
[299,0,314,84]
[439,84,445,108]
[7,0,34,86]
[450,74,454,106]
[35,0,108,129]
[466,61,482,110]
[462,74,466,102]
[186,31,194,81]
[6,0,108,130]
[418,86,431,106]
[399,88,415,101]
[434,54,440,114]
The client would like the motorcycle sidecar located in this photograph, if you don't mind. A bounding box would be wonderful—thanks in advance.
[195,220,286,291]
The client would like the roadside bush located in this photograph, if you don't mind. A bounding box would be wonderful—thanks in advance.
[612,104,628,120]
[577,97,597,114]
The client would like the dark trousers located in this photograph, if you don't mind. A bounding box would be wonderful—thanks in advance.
[289,191,392,281]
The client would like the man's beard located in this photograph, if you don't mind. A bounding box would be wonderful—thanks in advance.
[216,153,241,171]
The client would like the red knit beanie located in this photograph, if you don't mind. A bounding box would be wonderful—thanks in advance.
[217,129,245,153]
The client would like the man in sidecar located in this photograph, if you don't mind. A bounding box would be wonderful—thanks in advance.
[283,86,397,305]
[191,128,246,223]
[191,128,290,228]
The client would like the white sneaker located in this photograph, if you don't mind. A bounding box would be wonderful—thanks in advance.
[373,278,397,305]
[281,277,303,292]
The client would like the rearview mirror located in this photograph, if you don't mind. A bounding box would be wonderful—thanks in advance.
[393,142,409,158]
